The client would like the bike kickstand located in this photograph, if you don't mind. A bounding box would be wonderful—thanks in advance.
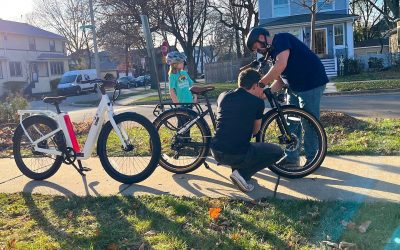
[204,162,210,169]
[273,176,281,198]
[72,160,92,176]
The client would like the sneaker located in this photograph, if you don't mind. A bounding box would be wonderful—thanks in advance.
[230,170,254,192]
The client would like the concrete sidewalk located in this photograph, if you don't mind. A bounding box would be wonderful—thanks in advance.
[1,156,399,202]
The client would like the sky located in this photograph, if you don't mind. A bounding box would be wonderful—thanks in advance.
[0,0,34,22]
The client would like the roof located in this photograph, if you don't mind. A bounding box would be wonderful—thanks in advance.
[0,19,65,40]
[37,53,69,60]
[354,38,389,48]
[262,13,358,27]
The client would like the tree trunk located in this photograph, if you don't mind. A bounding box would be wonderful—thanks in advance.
[310,0,317,52]
[125,43,129,76]
[235,28,242,58]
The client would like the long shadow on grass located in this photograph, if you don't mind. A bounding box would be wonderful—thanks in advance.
[22,180,146,249]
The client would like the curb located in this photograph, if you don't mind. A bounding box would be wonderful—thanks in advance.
[324,88,400,96]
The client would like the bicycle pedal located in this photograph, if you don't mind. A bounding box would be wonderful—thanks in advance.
[81,167,92,172]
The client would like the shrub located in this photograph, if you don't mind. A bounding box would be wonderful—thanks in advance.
[2,81,27,94]
[0,94,28,123]
[368,57,384,70]
[344,59,362,75]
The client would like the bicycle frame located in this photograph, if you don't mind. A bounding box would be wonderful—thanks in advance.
[18,92,129,160]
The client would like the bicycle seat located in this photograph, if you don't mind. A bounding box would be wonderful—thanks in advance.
[43,96,66,105]
[190,86,215,95]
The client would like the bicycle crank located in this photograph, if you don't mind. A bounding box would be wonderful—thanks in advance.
[62,147,77,164]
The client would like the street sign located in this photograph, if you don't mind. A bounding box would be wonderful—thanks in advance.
[80,24,94,30]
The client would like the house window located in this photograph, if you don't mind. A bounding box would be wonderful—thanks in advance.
[0,63,3,79]
[9,62,22,77]
[29,37,36,50]
[49,40,56,52]
[334,24,344,46]
[50,62,64,75]
[274,0,289,17]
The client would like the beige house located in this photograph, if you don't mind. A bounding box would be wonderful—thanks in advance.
[0,19,69,95]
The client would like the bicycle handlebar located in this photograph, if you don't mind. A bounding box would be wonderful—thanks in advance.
[81,79,116,95]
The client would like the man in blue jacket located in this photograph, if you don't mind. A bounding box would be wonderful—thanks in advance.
[245,27,328,168]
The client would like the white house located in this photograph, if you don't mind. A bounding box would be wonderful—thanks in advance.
[0,19,69,95]
[259,0,358,77]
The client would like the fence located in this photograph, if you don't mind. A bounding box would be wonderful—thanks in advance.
[205,57,253,83]
[355,53,400,71]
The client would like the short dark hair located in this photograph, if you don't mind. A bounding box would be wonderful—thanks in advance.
[238,69,261,90]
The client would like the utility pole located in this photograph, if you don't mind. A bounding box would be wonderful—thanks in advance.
[89,0,101,78]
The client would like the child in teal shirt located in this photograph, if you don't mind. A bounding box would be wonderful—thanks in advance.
[166,51,197,104]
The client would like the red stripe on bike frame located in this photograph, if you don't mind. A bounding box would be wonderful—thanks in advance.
[63,114,81,152]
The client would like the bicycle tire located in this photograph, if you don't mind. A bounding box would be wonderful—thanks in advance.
[112,88,121,102]
[153,108,211,174]
[97,112,161,184]
[13,115,65,180]
[258,107,327,178]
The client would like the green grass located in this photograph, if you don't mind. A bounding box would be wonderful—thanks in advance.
[2,117,399,159]
[1,193,399,249]
[326,118,400,155]
[133,82,237,103]
[335,79,400,92]
[333,66,400,82]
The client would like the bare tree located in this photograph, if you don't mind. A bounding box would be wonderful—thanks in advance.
[29,0,92,58]
[351,0,383,42]
[364,0,399,26]
[293,0,333,51]
[210,0,258,58]
[155,0,210,78]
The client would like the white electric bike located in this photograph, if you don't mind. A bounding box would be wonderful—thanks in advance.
[12,79,161,184]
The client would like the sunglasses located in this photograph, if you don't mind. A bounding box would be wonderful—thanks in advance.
[258,82,266,88]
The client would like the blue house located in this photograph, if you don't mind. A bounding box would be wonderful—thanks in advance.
[259,0,357,77]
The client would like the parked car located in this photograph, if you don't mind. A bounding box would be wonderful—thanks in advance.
[135,75,151,87]
[57,69,97,95]
[116,76,137,89]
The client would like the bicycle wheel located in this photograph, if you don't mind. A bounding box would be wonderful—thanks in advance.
[153,108,211,174]
[97,112,161,184]
[112,88,121,101]
[258,107,327,178]
[13,115,66,180]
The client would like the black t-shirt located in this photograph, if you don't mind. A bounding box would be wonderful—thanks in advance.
[270,33,329,92]
[211,88,264,154]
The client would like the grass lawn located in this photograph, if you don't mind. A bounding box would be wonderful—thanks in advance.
[1,194,399,249]
[335,79,400,92]
[133,82,237,103]
[1,114,399,158]
[332,66,400,82]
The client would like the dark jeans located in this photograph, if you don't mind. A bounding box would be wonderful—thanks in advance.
[211,142,284,181]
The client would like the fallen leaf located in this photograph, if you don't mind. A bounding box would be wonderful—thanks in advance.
[67,211,74,219]
[231,233,240,241]
[339,241,356,249]
[106,243,118,250]
[8,239,16,250]
[347,222,356,230]
[322,240,339,248]
[138,243,145,250]
[358,220,372,233]
[209,207,222,221]
[144,230,157,236]
[95,229,101,237]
